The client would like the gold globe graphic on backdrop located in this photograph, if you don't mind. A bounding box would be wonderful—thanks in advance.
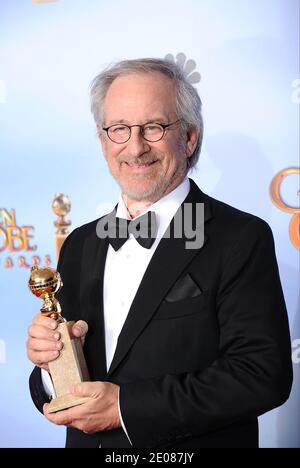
[52,193,71,217]
[52,193,71,236]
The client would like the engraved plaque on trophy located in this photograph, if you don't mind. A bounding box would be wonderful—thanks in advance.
[28,266,91,413]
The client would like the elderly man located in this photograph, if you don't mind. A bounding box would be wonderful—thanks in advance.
[27,58,292,448]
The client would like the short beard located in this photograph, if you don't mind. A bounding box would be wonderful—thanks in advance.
[112,145,188,202]
[114,165,188,203]
[113,153,167,202]
[116,171,168,202]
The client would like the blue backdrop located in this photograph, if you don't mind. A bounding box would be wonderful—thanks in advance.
[0,0,299,447]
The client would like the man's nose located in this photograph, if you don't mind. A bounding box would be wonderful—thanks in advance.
[125,127,150,156]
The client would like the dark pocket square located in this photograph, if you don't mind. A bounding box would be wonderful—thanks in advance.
[164,273,203,303]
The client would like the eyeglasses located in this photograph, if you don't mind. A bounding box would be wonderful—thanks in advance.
[102,120,181,144]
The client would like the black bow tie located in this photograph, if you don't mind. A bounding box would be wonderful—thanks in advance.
[108,211,157,251]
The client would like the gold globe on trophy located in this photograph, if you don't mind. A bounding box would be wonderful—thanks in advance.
[29,266,90,413]
[29,266,64,321]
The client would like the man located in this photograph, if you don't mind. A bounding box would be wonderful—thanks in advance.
[27,58,292,448]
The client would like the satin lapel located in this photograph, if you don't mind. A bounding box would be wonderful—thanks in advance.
[80,226,109,381]
[107,180,213,377]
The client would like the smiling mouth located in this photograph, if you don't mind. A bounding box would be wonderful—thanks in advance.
[124,160,158,169]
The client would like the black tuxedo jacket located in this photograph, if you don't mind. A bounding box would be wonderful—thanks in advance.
[30,179,292,448]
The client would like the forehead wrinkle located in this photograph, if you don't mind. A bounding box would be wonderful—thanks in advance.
[103,73,177,126]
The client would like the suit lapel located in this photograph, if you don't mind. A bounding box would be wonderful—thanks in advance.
[107,180,213,377]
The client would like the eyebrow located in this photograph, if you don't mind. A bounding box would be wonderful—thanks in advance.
[105,117,171,126]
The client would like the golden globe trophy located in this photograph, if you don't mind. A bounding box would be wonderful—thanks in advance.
[29,266,90,413]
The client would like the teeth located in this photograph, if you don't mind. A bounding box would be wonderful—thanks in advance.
[127,161,156,167]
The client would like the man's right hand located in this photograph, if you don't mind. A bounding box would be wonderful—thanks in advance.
[26,313,88,372]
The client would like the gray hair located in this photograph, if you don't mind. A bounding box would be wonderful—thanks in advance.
[90,58,203,169]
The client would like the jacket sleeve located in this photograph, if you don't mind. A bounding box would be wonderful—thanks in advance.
[29,366,51,413]
[119,218,293,447]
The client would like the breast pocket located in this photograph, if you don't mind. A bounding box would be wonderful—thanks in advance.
[154,290,209,320]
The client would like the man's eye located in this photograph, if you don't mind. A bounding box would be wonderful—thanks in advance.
[144,125,161,132]
[111,126,127,133]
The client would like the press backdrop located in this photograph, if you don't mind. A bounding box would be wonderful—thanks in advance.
[0,0,299,447]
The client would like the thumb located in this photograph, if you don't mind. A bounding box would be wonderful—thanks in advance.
[72,320,88,339]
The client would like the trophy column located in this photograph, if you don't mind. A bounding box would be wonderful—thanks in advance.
[47,320,90,413]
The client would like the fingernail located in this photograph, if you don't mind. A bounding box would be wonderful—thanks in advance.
[53,350,59,357]
[50,322,57,329]
[54,333,60,340]
[56,341,62,350]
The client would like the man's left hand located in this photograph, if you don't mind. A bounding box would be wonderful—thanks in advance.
[43,381,121,434]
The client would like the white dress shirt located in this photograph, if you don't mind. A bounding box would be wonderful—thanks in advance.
[42,177,190,443]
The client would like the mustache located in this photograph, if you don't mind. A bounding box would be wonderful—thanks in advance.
[119,154,162,165]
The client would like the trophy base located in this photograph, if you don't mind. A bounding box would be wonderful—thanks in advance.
[48,394,90,413]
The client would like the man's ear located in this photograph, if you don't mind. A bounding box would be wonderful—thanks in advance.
[186,127,199,157]
[96,123,102,138]
[97,124,108,160]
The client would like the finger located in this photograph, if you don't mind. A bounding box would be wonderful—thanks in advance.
[43,403,75,426]
[72,320,88,338]
[43,403,49,415]
[70,381,103,398]
[32,313,58,330]
[27,338,63,352]
[28,349,61,366]
[28,324,61,341]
